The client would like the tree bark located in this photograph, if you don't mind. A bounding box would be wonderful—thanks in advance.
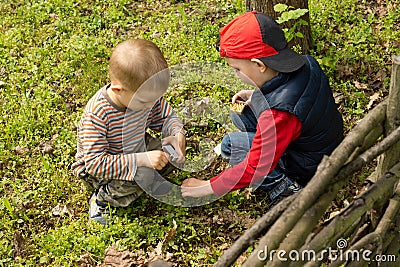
[246,0,313,54]
[273,130,400,266]
[242,127,400,266]
[242,98,387,267]
[376,55,400,179]
[346,124,384,163]
[302,162,400,266]
[329,181,400,267]
[380,214,400,266]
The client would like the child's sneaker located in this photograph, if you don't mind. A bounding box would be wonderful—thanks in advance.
[89,193,110,225]
[269,180,302,208]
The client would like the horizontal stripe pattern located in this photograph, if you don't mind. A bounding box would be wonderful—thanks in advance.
[71,85,183,181]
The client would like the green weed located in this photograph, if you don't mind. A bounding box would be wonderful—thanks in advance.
[1,0,399,266]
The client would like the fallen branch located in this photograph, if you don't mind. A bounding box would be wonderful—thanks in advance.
[262,128,400,266]
[376,54,400,178]
[301,218,365,267]
[329,180,400,267]
[381,214,400,263]
[346,124,383,163]
[272,188,340,267]
[348,221,371,247]
[333,126,400,184]
[301,161,400,265]
[242,101,388,267]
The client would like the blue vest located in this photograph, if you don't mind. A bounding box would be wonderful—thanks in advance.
[256,55,343,185]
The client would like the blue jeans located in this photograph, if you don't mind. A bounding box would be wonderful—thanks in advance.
[221,110,296,200]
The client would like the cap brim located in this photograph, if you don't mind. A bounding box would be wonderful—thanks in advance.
[259,48,306,73]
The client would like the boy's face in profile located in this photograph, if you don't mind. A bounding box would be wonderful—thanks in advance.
[126,84,166,111]
[127,69,170,111]
[225,57,262,88]
[225,57,275,88]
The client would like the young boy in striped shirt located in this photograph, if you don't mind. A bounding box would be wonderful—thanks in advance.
[71,39,186,224]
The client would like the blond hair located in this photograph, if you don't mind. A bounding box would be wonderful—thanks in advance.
[109,39,169,92]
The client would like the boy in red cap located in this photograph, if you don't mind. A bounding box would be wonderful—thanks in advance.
[181,12,343,206]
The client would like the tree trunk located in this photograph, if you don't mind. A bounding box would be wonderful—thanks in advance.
[246,0,313,54]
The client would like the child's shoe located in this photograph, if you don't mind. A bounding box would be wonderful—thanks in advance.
[89,193,109,225]
[269,180,302,207]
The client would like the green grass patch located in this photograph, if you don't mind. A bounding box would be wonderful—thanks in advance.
[1,0,399,265]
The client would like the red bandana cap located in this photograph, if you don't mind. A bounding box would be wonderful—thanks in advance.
[218,11,306,73]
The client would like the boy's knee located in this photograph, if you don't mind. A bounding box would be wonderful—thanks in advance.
[221,135,232,155]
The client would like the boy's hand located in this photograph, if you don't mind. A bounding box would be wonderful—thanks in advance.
[232,90,253,105]
[136,151,169,170]
[181,178,214,197]
[162,132,186,163]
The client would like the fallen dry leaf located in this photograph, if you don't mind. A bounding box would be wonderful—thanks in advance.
[14,145,29,155]
[153,220,177,261]
[49,13,58,19]
[366,92,380,110]
[98,245,142,267]
[13,232,25,258]
[51,204,73,216]
[354,81,368,90]
[76,252,95,267]
[243,187,254,200]
[220,243,230,250]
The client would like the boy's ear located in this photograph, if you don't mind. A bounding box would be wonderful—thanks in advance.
[110,82,123,95]
[251,58,268,72]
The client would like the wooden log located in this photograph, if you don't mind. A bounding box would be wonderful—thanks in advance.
[346,124,384,163]
[267,128,400,266]
[376,54,400,179]
[380,214,400,266]
[332,126,400,184]
[301,217,364,267]
[348,221,372,247]
[242,101,387,267]
[329,179,400,267]
[300,162,400,266]
[274,188,339,267]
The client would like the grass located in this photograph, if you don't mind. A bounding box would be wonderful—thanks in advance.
[0,0,399,266]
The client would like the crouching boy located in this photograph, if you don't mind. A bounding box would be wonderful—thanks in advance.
[72,39,185,224]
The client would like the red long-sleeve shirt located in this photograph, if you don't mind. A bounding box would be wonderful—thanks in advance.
[210,109,302,196]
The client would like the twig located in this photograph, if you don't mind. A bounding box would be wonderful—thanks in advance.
[242,101,388,267]
[263,131,400,266]
[346,125,383,163]
[315,162,399,246]
[324,164,400,267]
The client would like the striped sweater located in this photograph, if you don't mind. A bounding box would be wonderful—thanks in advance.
[71,84,183,181]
